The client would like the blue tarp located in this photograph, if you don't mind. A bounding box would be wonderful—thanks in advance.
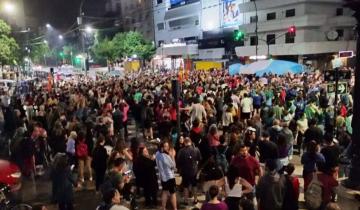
[229,63,244,76]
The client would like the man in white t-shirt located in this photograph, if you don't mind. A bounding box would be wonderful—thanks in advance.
[240,93,253,121]
[189,98,207,123]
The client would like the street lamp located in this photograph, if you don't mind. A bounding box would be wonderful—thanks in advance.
[46,23,51,29]
[85,26,93,33]
[43,40,48,44]
[58,35,63,40]
[3,2,15,14]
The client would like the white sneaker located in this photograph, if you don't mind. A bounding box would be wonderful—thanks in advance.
[89,177,93,181]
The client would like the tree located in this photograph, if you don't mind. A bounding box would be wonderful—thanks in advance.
[30,42,50,65]
[121,31,155,60]
[92,37,117,64]
[0,19,19,67]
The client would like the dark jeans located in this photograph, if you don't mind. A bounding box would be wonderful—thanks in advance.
[58,202,73,210]
[144,185,157,206]
[225,197,241,210]
[95,168,106,191]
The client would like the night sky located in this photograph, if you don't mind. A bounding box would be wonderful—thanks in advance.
[26,0,107,29]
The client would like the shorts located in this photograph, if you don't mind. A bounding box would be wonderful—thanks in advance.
[241,112,251,120]
[161,178,176,194]
[181,175,197,188]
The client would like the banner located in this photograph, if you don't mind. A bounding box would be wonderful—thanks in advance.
[223,0,241,28]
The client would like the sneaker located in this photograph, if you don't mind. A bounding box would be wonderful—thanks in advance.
[80,178,85,183]
[89,177,93,181]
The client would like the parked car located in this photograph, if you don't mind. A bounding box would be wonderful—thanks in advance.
[0,159,21,192]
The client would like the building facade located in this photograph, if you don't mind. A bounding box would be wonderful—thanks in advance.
[105,0,154,41]
[153,0,356,69]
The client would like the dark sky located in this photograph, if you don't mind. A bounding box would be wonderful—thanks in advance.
[26,0,107,29]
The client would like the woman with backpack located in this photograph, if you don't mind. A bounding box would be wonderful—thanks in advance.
[76,131,93,183]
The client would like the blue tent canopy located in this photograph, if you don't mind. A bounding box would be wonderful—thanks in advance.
[239,60,304,76]
[229,63,244,76]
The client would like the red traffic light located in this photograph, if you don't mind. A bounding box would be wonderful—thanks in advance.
[288,26,296,36]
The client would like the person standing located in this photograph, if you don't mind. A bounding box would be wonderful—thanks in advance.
[133,146,158,208]
[76,131,93,183]
[51,154,76,210]
[224,165,253,210]
[230,144,262,190]
[177,138,202,205]
[256,160,286,210]
[92,135,108,192]
[240,93,253,121]
[155,141,177,210]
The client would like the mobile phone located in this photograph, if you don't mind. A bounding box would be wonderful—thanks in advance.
[123,170,132,176]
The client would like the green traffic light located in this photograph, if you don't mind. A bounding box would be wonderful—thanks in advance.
[233,30,245,41]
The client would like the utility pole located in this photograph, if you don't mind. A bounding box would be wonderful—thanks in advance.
[343,0,360,190]
[78,0,88,76]
[253,0,258,61]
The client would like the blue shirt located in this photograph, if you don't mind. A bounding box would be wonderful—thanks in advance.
[66,138,76,155]
[155,151,176,182]
[301,152,325,174]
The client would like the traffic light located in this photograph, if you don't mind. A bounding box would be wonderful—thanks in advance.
[233,30,245,41]
[288,26,296,37]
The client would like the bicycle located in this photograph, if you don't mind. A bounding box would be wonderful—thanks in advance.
[0,184,32,210]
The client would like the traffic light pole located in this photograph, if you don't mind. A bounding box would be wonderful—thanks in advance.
[334,68,339,137]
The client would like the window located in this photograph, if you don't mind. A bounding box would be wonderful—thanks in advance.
[285,9,295,17]
[267,12,276,20]
[285,33,295,43]
[157,23,165,31]
[336,29,344,38]
[250,36,258,46]
[250,16,258,23]
[336,8,343,16]
[267,34,275,45]
[157,0,163,3]
[195,20,199,25]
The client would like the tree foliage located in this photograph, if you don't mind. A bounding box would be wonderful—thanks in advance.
[0,19,19,66]
[91,31,155,63]
[30,42,50,64]
[92,37,117,63]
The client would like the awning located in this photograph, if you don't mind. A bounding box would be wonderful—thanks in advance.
[164,2,201,20]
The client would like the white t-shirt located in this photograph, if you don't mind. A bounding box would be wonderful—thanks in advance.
[190,103,206,122]
[224,177,243,198]
[110,205,129,210]
[240,97,253,113]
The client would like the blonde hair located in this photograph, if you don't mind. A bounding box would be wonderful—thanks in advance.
[69,131,77,139]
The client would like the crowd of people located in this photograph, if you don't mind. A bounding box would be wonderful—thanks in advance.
[0,68,353,210]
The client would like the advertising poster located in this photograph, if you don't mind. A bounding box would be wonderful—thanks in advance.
[223,0,241,27]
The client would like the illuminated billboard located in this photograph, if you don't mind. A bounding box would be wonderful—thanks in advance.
[223,0,241,28]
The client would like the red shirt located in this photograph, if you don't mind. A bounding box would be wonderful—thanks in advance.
[230,155,260,186]
[309,173,338,204]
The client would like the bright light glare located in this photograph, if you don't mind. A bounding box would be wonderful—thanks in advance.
[46,23,51,28]
[3,2,15,14]
[85,26,93,33]
[59,35,63,40]
[43,40,48,44]
[249,55,267,60]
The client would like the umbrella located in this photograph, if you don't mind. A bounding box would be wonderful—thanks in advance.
[240,60,304,76]
[229,63,244,76]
